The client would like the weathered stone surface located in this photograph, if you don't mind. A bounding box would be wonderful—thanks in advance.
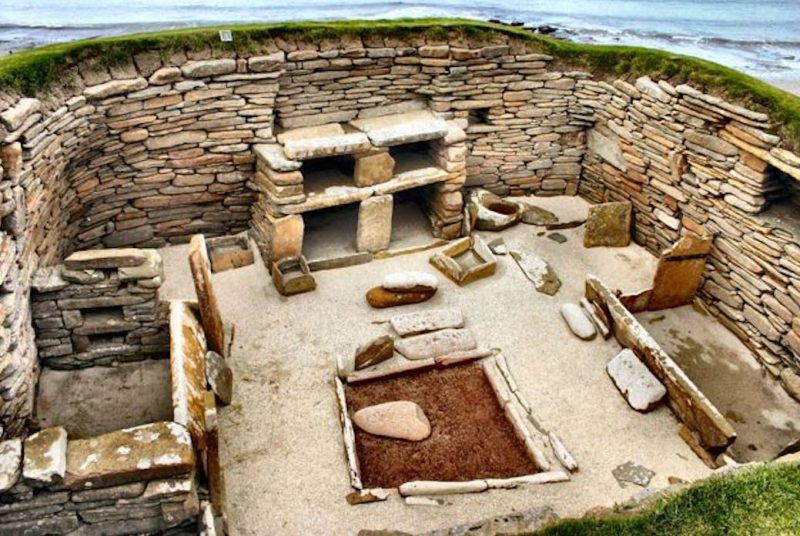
[272,256,316,296]
[253,143,302,171]
[607,349,667,412]
[382,271,438,293]
[262,213,304,262]
[346,488,390,505]
[189,234,225,356]
[354,335,394,370]
[0,439,21,492]
[0,98,41,131]
[644,231,712,311]
[780,368,800,403]
[685,130,738,157]
[181,59,237,78]
[118,249,163,281]
[511,251,561,295]
[390,308,464,337]
[353,401,431,441]
[279,124,371,160]
[469,189,521,231]
[583,201,632,248]
[207,235,255,273]
[350,110,449,146]
[354,151,395,186]
[64,248,148,270]
[587,128,627,171]
[560,303,597,341]
[145,131,207,150]
[366,287,435,308]
[170,301,208,450]
[395,328,477,360]
[205,351,233,406]
[398,479,488,496]
[430,236,497,286]
[84,78,148,100]
[149,66,182,85]
[65,422,194,490]
[357,195,393,253]
[547,232,567,244]
[22,427,67,487]
[513,202,558,226]
[612,460,655,487]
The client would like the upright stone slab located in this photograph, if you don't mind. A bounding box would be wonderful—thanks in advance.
[188,235,225,356]
[583,201,632,248]
[22,427,67,486]
[65,422,194,490]
[647,231,712,310]
[170,301,208,450]
[357,195,393,253]
[354,151,395,186]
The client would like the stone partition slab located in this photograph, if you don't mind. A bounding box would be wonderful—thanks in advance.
[585,275,736,456]
[170,301,208,451]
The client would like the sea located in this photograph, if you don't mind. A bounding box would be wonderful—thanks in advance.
[1,0,799,92]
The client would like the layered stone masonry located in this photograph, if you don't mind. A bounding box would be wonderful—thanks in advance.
[0,421,199,535]
[30,248,168,369]
[577,75,800,391]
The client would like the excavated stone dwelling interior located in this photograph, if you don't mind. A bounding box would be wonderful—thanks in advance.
[2,26,800,535]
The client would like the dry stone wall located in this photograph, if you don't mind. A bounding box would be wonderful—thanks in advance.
[0,29,799,436]
[577,75,800,392]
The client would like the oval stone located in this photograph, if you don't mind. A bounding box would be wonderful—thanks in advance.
[353,401,431,441]
[382,272,438,293]
[560,303,597,341]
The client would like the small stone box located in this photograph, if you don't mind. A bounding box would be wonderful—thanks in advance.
[429,235,497,286]
[206,234,255,273]
[271,256,317,296]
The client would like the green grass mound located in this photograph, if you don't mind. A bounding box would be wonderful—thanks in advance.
[1,19,799,150]
[535,462,800,536]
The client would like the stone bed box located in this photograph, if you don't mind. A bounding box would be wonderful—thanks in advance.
[430,235,498,286]
[206,234,255,273]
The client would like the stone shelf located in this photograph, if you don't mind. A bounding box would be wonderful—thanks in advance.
[350,110,449,147]
[277,123,371,161]
[279,164,449,215]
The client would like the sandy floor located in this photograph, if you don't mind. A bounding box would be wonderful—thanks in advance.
[157,195,800,535]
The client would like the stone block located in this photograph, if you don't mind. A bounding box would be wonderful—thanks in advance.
[170,301,209,450]
[606,349,667,411]
[354,151,395,186]
[188,235,225,357]
[583,201,632,248]
[0,439,21,492]
[350,110,449,147]
[356,195,393,253]
[181,59,236,78]
[64,248,148,270]
[118,249,164,281]
[23,427,68,486]
[65,422,194,490]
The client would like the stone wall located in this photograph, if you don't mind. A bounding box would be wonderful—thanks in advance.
[0,28,799,434]
[0,422,199,535]
[577,76,800,394]
[30,248,168,369]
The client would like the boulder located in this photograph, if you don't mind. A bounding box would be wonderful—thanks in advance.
[560,303,597,341]
[584,201,632,248]
[395,328,477,360]
[381,271,438,293]
[390,308,464,337]
[205,351,233,406]
[354,335,395,370]
[366,287,435,308]
[23,427,68,486]
[606,349,666,412]
[353,401,431,441]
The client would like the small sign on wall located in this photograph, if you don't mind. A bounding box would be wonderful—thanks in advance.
[219,30,233,42]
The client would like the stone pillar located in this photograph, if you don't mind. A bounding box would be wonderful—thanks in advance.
[356,195,393,253]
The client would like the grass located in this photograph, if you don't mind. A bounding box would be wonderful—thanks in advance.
[534,462,800,536]
[1,18,799,149]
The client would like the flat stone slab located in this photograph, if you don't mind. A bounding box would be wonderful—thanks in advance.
[584,201,632,248]
[606,349,667,412]
[395,328,477,361]
[0,439,21,492]
[513,201,559,226]
[64,248,148,270]
[366,287,435,309]
[279,123,372,160]
[170,301,208,450]
[354,335,395,370]
[390,308,464,337]
[205,350,233,406]
[612,461,655,488]
[511,251,561,296]
[382,271,438,293]
[353,401,431,441]
[65,422,194,490]
[350,110,449,147]
[253,143,301,172]
[23,426,67,486]
[560,303,597,341]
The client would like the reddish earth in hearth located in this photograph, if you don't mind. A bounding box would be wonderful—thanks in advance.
[346,363,537,488]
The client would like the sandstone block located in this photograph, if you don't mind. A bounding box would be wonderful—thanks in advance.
[253,143,302,172]
[205,350,233,406]
[382,271,439,293]
[188,235,225,357]
[510,251,561,295]
[149,66,183,85]
[170,301,208,450]
[23,426,68,486]
[84,78,148,100]
[354,335,394,370]
[350,110,449,147]
[560,303,597,341]
[354,151,395,186]
[181,59,237,78]
[356,195,393,253]
[0,98,41,131]
[583,201,632,248]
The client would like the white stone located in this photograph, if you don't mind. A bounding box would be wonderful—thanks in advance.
[253,143,301,172]
[382,271,438,292]
[485,471,570,489]
[560,303,597,341]
[390,308,464,337]
[353,401,431,441]
[0,98,41,131]
[398,479,488,496]
[23,427,68,486]
[395,328,477,361]
[356,195,393,253]
[606,349,667,412]
[0,439,22,492]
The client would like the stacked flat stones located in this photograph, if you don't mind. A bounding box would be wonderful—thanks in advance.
[30,248,167,369]
[577,74,800,395]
